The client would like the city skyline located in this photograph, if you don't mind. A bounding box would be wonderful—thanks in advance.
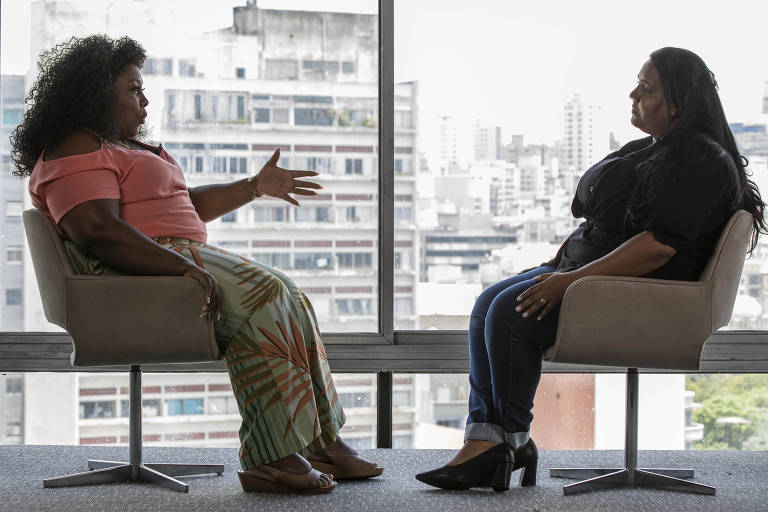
[3,1,768,148]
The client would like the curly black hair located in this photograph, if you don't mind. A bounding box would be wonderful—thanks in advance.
[9,35,146,177]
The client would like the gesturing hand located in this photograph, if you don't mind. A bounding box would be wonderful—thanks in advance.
[255,148,323,206]
[515,272,577,321]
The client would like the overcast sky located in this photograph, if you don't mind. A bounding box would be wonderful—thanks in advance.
[3,0,767,146]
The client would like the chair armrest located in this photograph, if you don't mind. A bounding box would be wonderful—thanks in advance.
[65,275,220,366]
[544,275,712,370]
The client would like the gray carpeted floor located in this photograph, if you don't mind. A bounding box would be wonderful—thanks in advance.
[0,445,766,511]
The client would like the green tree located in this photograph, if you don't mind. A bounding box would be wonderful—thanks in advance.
[687,374,768,449]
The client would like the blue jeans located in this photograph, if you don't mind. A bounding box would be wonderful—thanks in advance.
[465,265,559,447]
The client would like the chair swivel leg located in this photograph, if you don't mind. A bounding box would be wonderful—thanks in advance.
[550,368,715,496]
[44,366,223,492]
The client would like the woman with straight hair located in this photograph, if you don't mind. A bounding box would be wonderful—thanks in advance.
[415,47,767,491]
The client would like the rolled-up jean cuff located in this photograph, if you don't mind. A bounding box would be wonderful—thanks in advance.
[465,423,530,449]
[464,423,506,444]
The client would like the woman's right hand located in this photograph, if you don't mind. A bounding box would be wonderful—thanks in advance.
[182,263,222,321]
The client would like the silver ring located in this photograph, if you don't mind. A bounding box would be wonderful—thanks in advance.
[539,298,547,304]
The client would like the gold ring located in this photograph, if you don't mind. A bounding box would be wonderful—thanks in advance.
[539,298,546,304]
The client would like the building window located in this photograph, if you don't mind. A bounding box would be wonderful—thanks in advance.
[211,95,219,120]
[221,211,237,223]
[273,108,290,124]
[195,156,204,173]
[254,108,270,123]
[80,401,116,419]
[337,253,372,268]
[229,157,247,174]
[345,158,363,175]
[342,61,355,73]
[5,289,22,306]
[339,392,371,408]
[393,390,411,407]
[179,59,196,77]
[306,157,332,173]
[237,96,246,120]
[294,253,332,270]
[194,94,202,120]
[302,60,340,73]
[212,157,227,173]
[6,246,22,264]
[235,67,246,79]
[295,206,331,223]
[254,207,287,223]
[315,207,330,222]
[208,396,239,415]
[251,253,291,269]
[394,159,403,174]
[165,398,204,416]
[395,207,412,224]
[120,399,162,418]
[335,299,373,316]
[144,57,172,75]
[295,108,334,126]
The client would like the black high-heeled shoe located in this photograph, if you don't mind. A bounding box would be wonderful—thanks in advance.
[414,439,537,492]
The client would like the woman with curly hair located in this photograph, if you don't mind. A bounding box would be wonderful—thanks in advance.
[11,34,382,494]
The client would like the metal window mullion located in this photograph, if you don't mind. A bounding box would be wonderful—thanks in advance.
[378,0,395,344]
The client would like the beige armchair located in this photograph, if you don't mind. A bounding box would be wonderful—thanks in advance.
[23,208,224,493]
[545,210,753,495]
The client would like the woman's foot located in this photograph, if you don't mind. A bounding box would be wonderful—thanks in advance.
[238,453,336,494]
[445,440,502,466]
[414,439,538,491]
[307,437,384,480]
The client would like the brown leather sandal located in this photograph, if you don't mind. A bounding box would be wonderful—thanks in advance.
[238,465,336,494]
[308,450,384,480]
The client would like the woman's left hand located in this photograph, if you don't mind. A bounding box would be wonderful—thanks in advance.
[255,148,323,206]
[515,272,577,321]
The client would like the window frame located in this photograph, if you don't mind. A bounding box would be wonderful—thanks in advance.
[3,0,767,374]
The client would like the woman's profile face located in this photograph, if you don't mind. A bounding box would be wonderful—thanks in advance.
[629,59,672,139]
[112,64,148,139]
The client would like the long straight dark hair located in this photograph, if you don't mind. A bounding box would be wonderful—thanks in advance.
[650,47,766,251]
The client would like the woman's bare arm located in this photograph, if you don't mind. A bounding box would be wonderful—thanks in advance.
[58,198,221,318]
[188,149,321,222]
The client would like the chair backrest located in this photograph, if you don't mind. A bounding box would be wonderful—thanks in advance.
[544,210,753,370]
[23,208,221,366]
[698,210,753,331]
[23,208,72,330]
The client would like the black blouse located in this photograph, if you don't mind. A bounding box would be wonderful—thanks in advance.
[554,134,742,281]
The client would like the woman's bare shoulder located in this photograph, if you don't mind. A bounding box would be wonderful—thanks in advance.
[43,130,102,162]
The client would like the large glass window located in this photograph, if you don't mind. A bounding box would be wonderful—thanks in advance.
[3,0,768,453]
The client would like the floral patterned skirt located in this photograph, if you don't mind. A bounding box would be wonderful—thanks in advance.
[64,237,346,469]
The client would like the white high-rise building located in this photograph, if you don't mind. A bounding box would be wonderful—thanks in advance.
[559,93,609,194]
[21,0,419,450]
[472,121,502,162]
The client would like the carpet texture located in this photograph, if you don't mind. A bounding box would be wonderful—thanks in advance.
[0,446,766,511]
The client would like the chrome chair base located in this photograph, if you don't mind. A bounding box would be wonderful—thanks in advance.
[550,369,716,496]
[43,460,224,493]
[550,467,716,495]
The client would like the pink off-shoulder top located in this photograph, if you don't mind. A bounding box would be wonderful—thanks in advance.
[29,139,207,243]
